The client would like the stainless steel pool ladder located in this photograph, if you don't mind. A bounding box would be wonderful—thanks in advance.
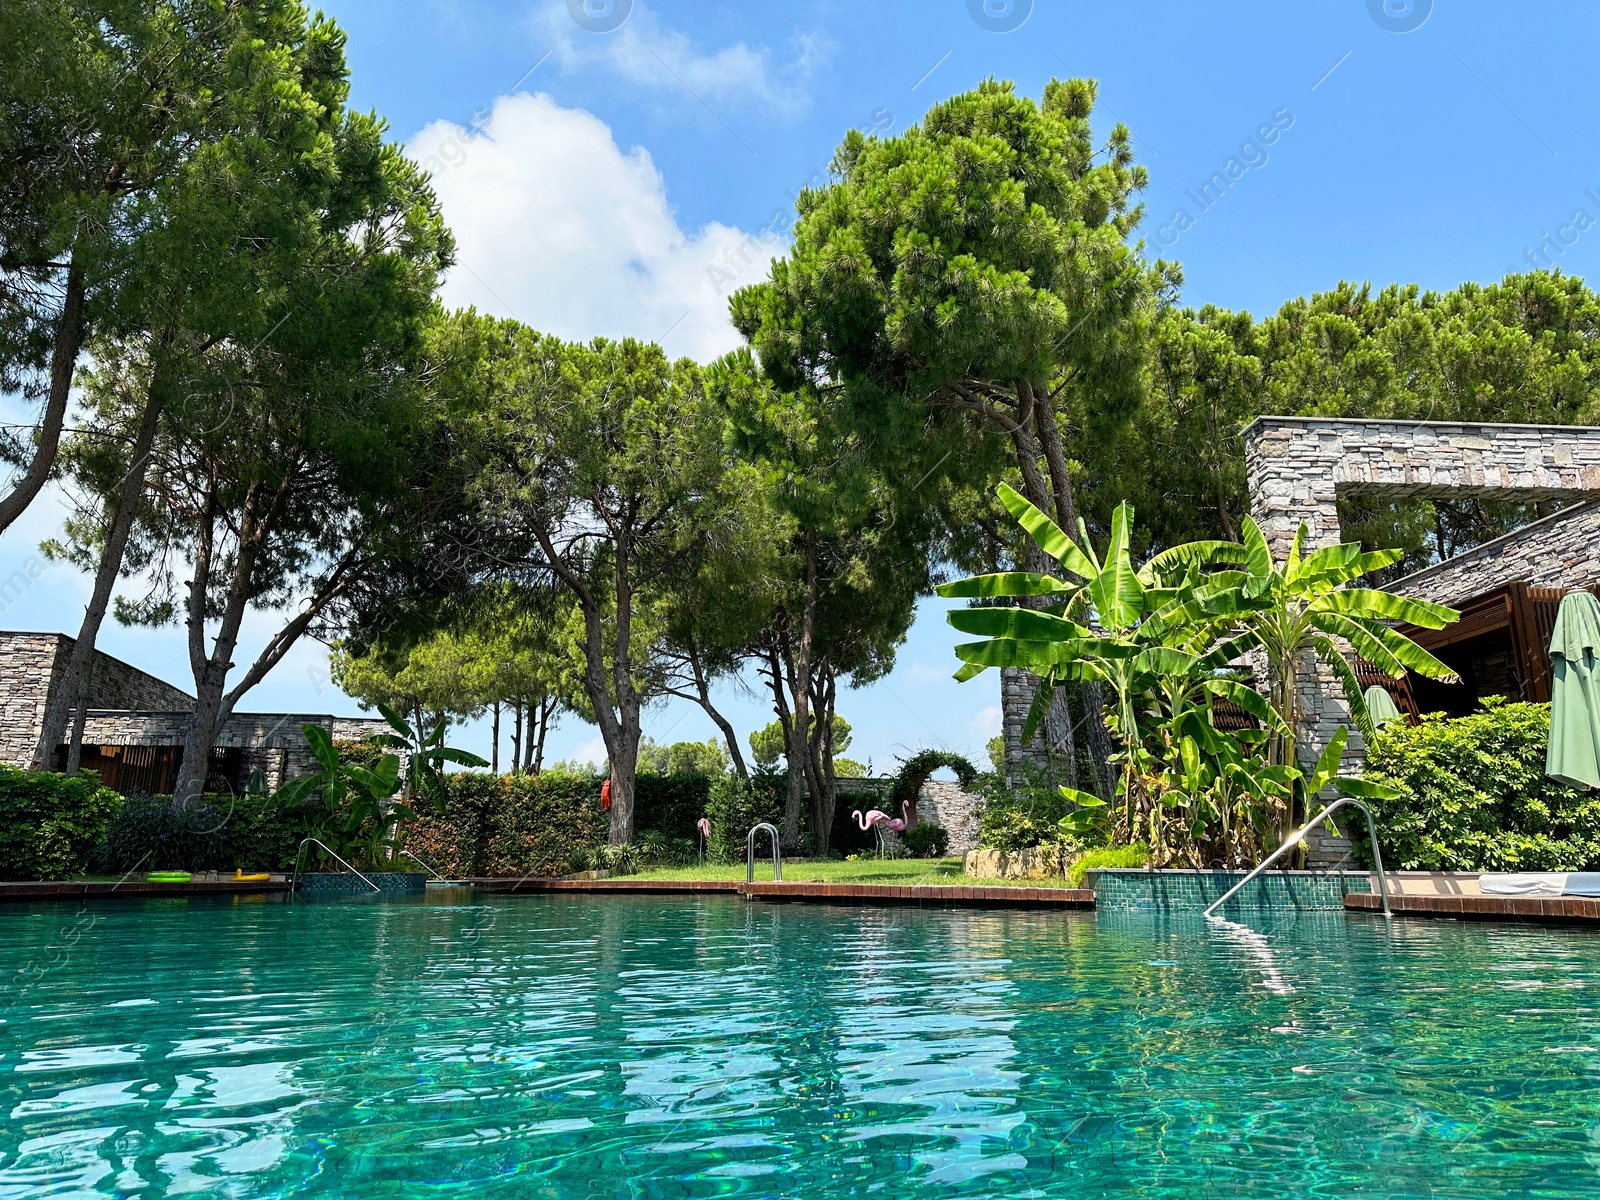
[400,849,453,882]
[746,822,782,883]
[291,837,381,893]
[1202,798,1392,920]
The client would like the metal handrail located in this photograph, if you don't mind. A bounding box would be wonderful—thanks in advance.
[746,822,782,883]
[1202,797,1392,920]
[401,849,452,882]
[292,837,381,893]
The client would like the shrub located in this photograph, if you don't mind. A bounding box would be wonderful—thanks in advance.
[92,793,312,874]
[1362,699,1600,872]
[1068,843,1151,888]
[901,822,949,858]
[0,766,124,880]
[705,770,784,863]
[973,768,1081,852]
[635,773,712,839]
[408,771,607,877]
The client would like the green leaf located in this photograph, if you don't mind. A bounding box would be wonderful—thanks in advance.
[1306,726,1350,796]
[948,607,1087,641]
[1141,539,1248,581]
[344,763,397,799]
[1199,678,1291,740]
[1085,501,1145,630]
[1332,776,1406,801]
[1020,677,1055,747]
[376,702,415,741]
[303,723,340,774]
[996,483,1097,578]
[1059,786,1107,808]
[952,662,988,682]
[936,571,1075,598]
[1239,517,1274,596]
[430,747,489,768]
[1310,636,1377,743]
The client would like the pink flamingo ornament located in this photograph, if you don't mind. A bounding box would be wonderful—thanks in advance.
[883,800,911,834]
[695,817,711,862]
[852,808,891,831]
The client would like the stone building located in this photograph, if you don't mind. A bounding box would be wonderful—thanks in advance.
[0,630,391,794]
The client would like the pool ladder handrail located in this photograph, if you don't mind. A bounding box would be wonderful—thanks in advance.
[1202,797,1392,920]
[292,837,381,893]
[400,849,454,883]
[746,822,782,883]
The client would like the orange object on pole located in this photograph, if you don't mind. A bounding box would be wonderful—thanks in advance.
[601,778,612,811]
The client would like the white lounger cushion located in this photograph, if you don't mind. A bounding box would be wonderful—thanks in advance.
[1479,872,1600,897]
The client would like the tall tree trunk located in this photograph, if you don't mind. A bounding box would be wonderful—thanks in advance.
[1031,381,1116,798]
[603,529,643,845]
[805,663,838,855]
[491,701,500,774]
[31,372,164,771]
[173,478,286,805]
[510,701,522,775]
[532,695,551,775]
[523,699,537,772]
[779,545,819,849]
[0,258,86,537]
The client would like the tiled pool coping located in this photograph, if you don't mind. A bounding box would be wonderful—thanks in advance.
[1346,891,1600,925]
[0,879,290,902]
[468,878,1094,908]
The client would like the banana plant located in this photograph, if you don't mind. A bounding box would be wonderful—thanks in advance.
[1191,517,1457,843]
[373,702,489,813]
[938,486,1285,844]
[274,724,407,866]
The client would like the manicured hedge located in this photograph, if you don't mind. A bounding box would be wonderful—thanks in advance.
[0,765,123,880]
[407,771,713,876]
[1363,700,1600,872]
[705,770,785,863]
[91,792,313,874]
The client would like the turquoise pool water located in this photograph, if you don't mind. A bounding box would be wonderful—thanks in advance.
[1,893,1597,1198]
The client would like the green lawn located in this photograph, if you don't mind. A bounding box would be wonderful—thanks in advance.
[626,858,1085,888]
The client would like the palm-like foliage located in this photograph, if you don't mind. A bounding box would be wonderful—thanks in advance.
[938,485,1284,852]
[939,485,1435,864]
[1194,518,1458,842]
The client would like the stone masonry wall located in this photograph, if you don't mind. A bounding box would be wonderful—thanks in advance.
[1388,501,1600,605]
[72,711,395,792]
[0,632,194,765]
[1245,418,1600,781]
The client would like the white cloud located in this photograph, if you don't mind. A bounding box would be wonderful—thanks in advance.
[411,91,779,361]
[532,2,827,117]
[971,705,1003,740]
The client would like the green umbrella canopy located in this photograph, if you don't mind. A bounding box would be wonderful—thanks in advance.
[1547,589,1600,792]
[1363,685,1403,729]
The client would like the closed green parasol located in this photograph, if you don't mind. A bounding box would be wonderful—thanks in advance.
[1363,684,1403,729]
[1547,589,1600,791]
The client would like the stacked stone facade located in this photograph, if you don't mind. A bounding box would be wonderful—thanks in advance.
[1388,501,1600,605]
[0,632,194,764]
[1245,418,1600,778]
[0,631,390,792]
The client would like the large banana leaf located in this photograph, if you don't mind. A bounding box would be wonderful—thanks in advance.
[1318,587,1457,629]
[995,483,1097,578]
[948,607,1089,640]
[1239,518,1274,597]
[937,571,1075,598]
[1085,501,1144,631]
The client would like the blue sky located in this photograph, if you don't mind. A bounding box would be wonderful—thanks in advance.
[6,0,1600,774]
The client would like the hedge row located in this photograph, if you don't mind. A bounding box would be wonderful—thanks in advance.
[407,772,713,877]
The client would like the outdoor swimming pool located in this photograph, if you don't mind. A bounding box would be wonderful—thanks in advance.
[1,893,1596,1198]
